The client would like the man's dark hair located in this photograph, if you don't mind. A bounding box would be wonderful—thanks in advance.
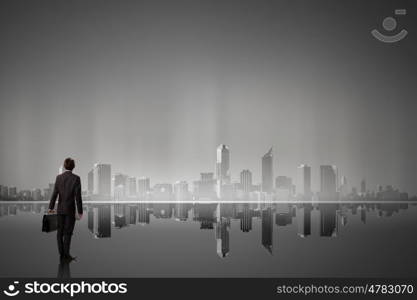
[63,158,75,171]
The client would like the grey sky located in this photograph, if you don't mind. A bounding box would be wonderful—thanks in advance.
[0,0,416,194]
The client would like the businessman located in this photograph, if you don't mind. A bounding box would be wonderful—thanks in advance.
[48,158,83,261]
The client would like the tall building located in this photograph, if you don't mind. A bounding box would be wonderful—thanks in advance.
[360,179,366,195]
[138,177,150,196]
[113,173,128,198]
[240,169,252,193]
[320,165,337,195]
[0,186,8,199]
[93,163,111,197]
[297,164,311,196]
[216,144,231,184]
[87,169,94,195]
[8,187,17,198]
[261,147,273,193]
[174,181,189,201]
[216,144,231,198]
[127,177,137,197]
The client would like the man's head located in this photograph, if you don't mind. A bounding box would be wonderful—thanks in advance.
[63,158,75,171]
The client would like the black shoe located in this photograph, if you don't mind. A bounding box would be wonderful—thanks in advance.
[61,255,76,262]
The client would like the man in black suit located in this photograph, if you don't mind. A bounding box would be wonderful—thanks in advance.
[48,158,83,261]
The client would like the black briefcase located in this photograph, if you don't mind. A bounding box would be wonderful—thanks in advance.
[42,213,58,232]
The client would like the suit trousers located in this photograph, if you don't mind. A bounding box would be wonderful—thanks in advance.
[57,214,76,257]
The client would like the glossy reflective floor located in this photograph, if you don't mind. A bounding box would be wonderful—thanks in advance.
[0,202,416,278]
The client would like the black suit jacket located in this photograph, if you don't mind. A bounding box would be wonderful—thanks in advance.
[49,171,83,216]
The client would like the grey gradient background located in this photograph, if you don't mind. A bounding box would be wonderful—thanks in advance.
[0,0,416,193]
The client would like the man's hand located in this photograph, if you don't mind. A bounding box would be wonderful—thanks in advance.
[78,214,83,220]
[48,209,55,214]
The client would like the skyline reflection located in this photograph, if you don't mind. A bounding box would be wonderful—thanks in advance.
[0,199,413,259]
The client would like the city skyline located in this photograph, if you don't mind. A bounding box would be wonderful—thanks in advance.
[0,143,414,201]
[0,146,413,197]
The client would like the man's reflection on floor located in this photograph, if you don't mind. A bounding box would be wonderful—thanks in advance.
[57,258,72,278]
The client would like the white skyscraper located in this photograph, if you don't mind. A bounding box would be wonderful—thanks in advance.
[216,144,231,198]
[320,165,338,196]
[93,163,111,197]
[297,164,311,196]
[138,177,151,196]
[262,147,273,193]
[216,144,230,183]
[240,169,252,193]
[113,173,128,197]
